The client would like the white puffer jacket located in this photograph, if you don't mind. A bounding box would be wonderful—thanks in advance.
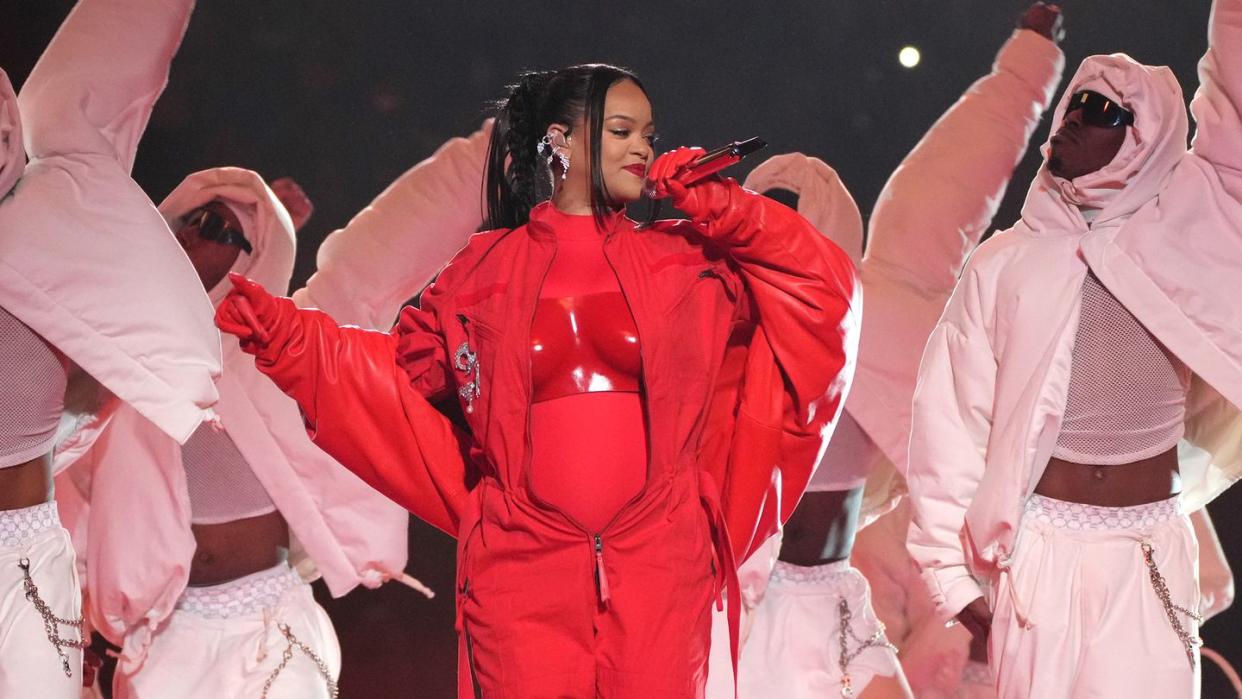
[906,0,1242,621]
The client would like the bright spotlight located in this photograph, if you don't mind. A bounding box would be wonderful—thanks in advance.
[899,46,921,69]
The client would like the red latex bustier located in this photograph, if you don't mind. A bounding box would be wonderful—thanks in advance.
[530,293,641,401]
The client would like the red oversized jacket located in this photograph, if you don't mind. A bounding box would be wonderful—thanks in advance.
[237,178,859,696]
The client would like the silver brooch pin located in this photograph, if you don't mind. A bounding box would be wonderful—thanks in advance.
[454,342,481,413]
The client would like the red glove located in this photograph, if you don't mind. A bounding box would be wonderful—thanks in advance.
[645,146,718,218]
[215,272,277,349]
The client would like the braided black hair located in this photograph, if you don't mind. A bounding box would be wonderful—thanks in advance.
[484,64,646,230]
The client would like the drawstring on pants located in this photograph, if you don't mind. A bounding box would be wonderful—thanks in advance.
[996,548,1035,630]
[257,608,274,662]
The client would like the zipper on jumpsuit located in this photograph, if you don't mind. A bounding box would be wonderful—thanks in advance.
[587,230,661,607]
[594,533,611,604]
[518,221,655,611]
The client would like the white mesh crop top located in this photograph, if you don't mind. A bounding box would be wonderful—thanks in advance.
[0,305,67,468]
[181,423,278,525]
[1053,273,1190,465]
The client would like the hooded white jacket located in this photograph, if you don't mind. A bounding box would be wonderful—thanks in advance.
[56,168,409,670]
[907,0,1242,622]
[0,0,221,448]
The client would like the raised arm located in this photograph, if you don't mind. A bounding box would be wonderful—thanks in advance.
[648,148,861,559]
[18,0,194,172]
[292,122,492,328]
[866,7,1064,297]
[1190,0,1242,194]
[217,274,470,535]
[905,258,997,624]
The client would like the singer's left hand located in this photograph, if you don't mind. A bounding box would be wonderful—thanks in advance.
[645,146,708,205]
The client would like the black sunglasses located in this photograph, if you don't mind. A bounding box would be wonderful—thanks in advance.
[1066,90,1135,129]
[184,207,252,254]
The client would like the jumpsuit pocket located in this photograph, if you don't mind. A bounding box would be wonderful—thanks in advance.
[670,265,738,313]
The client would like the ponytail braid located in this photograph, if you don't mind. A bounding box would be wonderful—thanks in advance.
[485,70,554,229]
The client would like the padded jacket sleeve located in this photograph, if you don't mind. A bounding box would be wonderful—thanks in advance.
[905,258,997,621]
[688,178,861,560]
[240,293,469,536]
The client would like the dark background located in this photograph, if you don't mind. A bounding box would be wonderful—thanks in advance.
[4,1,1238,696]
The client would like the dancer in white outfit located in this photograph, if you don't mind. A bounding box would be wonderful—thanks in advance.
[53,167,412,699]
[906,1,1242,695]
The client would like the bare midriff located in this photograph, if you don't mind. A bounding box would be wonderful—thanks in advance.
[0,455,52,511]
[1034,445,1180,507]
[188,510,290,586]
[778,486,864,566]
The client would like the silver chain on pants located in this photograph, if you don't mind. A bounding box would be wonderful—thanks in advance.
[836,597,897,697]
[1141,542,1203,669]
[18,557,88,678]
[260,621,339,698]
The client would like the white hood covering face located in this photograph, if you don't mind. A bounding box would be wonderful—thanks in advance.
[3,0,220,456]
[160,167,298,303]
[0,70,23,199]
[743,153,864,266]
[905,6,1242,624]
[164,170,408,576]
[738,31,1066,527]
[1022,54,1190,228]
[159,168,408,593]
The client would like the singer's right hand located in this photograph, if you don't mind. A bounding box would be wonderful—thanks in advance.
[216,272,278,350]
[646,146,709,209]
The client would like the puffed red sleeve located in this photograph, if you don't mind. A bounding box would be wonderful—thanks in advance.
[688,179,862,561]
[243,294,469,536]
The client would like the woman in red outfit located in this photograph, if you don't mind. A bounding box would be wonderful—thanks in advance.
[217,64,859,697]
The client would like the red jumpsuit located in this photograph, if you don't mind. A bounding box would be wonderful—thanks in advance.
[226,177,859,697]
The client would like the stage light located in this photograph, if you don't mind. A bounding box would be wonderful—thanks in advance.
[899,46,921,69]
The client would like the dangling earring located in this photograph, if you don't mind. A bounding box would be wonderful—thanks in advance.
[537,133,570,181]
